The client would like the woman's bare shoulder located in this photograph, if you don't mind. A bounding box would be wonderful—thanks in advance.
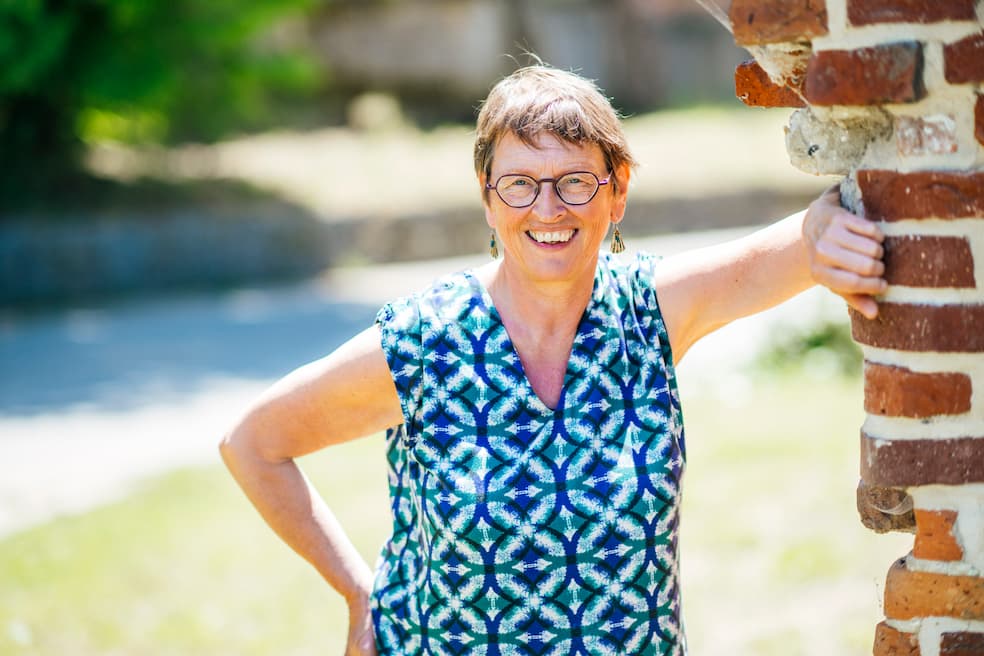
[222,326,404,461]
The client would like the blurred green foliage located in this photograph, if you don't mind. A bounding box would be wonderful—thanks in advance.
[757,319,862,378]
[0,0,325,208]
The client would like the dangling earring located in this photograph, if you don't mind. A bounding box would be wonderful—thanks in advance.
[610,225,625,254]
[489,230,499,259]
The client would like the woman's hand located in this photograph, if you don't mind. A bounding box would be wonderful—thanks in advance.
[345,595,377,656]
[803,185,887,319]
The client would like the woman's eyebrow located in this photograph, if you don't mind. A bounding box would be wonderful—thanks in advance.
[495,162,604,176]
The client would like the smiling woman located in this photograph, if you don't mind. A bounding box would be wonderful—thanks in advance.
[479,131,629,293]
[219,64,887,655]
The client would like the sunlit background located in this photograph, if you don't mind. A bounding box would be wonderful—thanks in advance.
[1,1,911,654]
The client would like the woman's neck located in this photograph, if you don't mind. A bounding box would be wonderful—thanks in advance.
[474,257,598,409]
[476,257,596,337]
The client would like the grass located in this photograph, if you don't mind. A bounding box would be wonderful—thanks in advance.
[0,438,390,655]
[0,373,912,655]
[680,374,912,656]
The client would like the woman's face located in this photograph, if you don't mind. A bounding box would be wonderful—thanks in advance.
[482,131,630,287]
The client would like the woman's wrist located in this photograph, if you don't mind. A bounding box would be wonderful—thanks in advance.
[342,573,374,610]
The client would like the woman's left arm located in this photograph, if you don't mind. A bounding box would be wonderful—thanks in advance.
[655,187,888,361]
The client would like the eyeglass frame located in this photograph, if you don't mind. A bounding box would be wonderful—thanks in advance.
[485,170,611,208]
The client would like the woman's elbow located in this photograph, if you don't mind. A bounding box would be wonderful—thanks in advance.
[218,413,283,471]
[218,427,240,462]
[218,424,253,473]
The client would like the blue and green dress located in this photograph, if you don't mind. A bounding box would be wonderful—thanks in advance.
[372,252,686,655]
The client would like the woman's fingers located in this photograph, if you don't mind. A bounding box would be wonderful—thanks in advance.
[812,265,887,297]
[804,189,888,318]
[810,225,888,294]
[843,292,880,320]
[813,239,885,279]
[831,221,884,259]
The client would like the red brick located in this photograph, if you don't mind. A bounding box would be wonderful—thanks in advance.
[734,60,806,108]
[882,235,975,289]
[977,95,984,147]
[848,0,977,25]
[730,0,828,46]
[896,115,958,157]
[944,32,984,85]
[884,558,984,621]
[805,43,924,106]
[914,510,963,562]
[856,170,984,221]
[874,621,921,656]
[861,433,984,487]
[941,632,984,655]
[864,362,972,418]
[851,304,984,352]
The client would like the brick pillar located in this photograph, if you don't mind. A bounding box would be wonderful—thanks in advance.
[730,1,984,654]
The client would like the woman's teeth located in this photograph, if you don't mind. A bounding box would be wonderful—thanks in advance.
[528,229,575,244]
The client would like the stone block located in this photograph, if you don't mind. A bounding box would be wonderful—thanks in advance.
[864,362,973,418]
[730,0,828,46]
[856,170,984,221]
[805,42,924,106]
[874,621,921,656]
[848,0,978,25]
[851,304,984,352]
[858,481,916,533]
[882,235,976,288]
[896,114,958,157]
[786,108,891,175]
[944,32,984,85]
[941,632,984,655]
[913,509,964,562]
[861,434,984,487]
[734,59,806,108]
[976,94,984,147]
[884,558,984,620]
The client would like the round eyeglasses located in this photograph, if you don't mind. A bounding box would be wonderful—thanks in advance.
[486,171,610,208]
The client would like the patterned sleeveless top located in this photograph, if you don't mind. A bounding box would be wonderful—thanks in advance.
[372,253,686,655]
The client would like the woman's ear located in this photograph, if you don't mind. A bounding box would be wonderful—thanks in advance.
[610,163,631,224]
[480,173,496,228]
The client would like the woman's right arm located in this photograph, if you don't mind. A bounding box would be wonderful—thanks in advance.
[218,325,404,655]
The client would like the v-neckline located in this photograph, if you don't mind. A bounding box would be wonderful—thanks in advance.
[464,268,599,415]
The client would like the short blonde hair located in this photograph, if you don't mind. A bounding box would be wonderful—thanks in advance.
[474,65,637,196]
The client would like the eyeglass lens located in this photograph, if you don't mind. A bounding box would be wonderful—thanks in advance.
[495,172,600,207]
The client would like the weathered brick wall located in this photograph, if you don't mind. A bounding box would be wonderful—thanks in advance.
[730,1,984,654]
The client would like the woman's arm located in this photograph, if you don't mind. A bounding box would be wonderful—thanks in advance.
[655,187,887,360]
[218,325,403,655]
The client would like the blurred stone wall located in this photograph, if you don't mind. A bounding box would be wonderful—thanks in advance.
[313,0,746,113]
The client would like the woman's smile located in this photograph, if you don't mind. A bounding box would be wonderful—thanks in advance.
[527,228,577,245]
[482,131,629,286]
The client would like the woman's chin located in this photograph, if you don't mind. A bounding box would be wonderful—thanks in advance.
[506,249,600,285]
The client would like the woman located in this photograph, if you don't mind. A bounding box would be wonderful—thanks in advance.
[220,65,885,655]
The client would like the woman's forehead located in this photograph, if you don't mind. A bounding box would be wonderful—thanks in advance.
[491,131,606,173]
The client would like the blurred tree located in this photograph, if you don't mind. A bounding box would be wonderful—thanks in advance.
[0,0,325,209]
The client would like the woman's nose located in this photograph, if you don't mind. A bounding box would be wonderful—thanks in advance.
[530,182,565,221]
